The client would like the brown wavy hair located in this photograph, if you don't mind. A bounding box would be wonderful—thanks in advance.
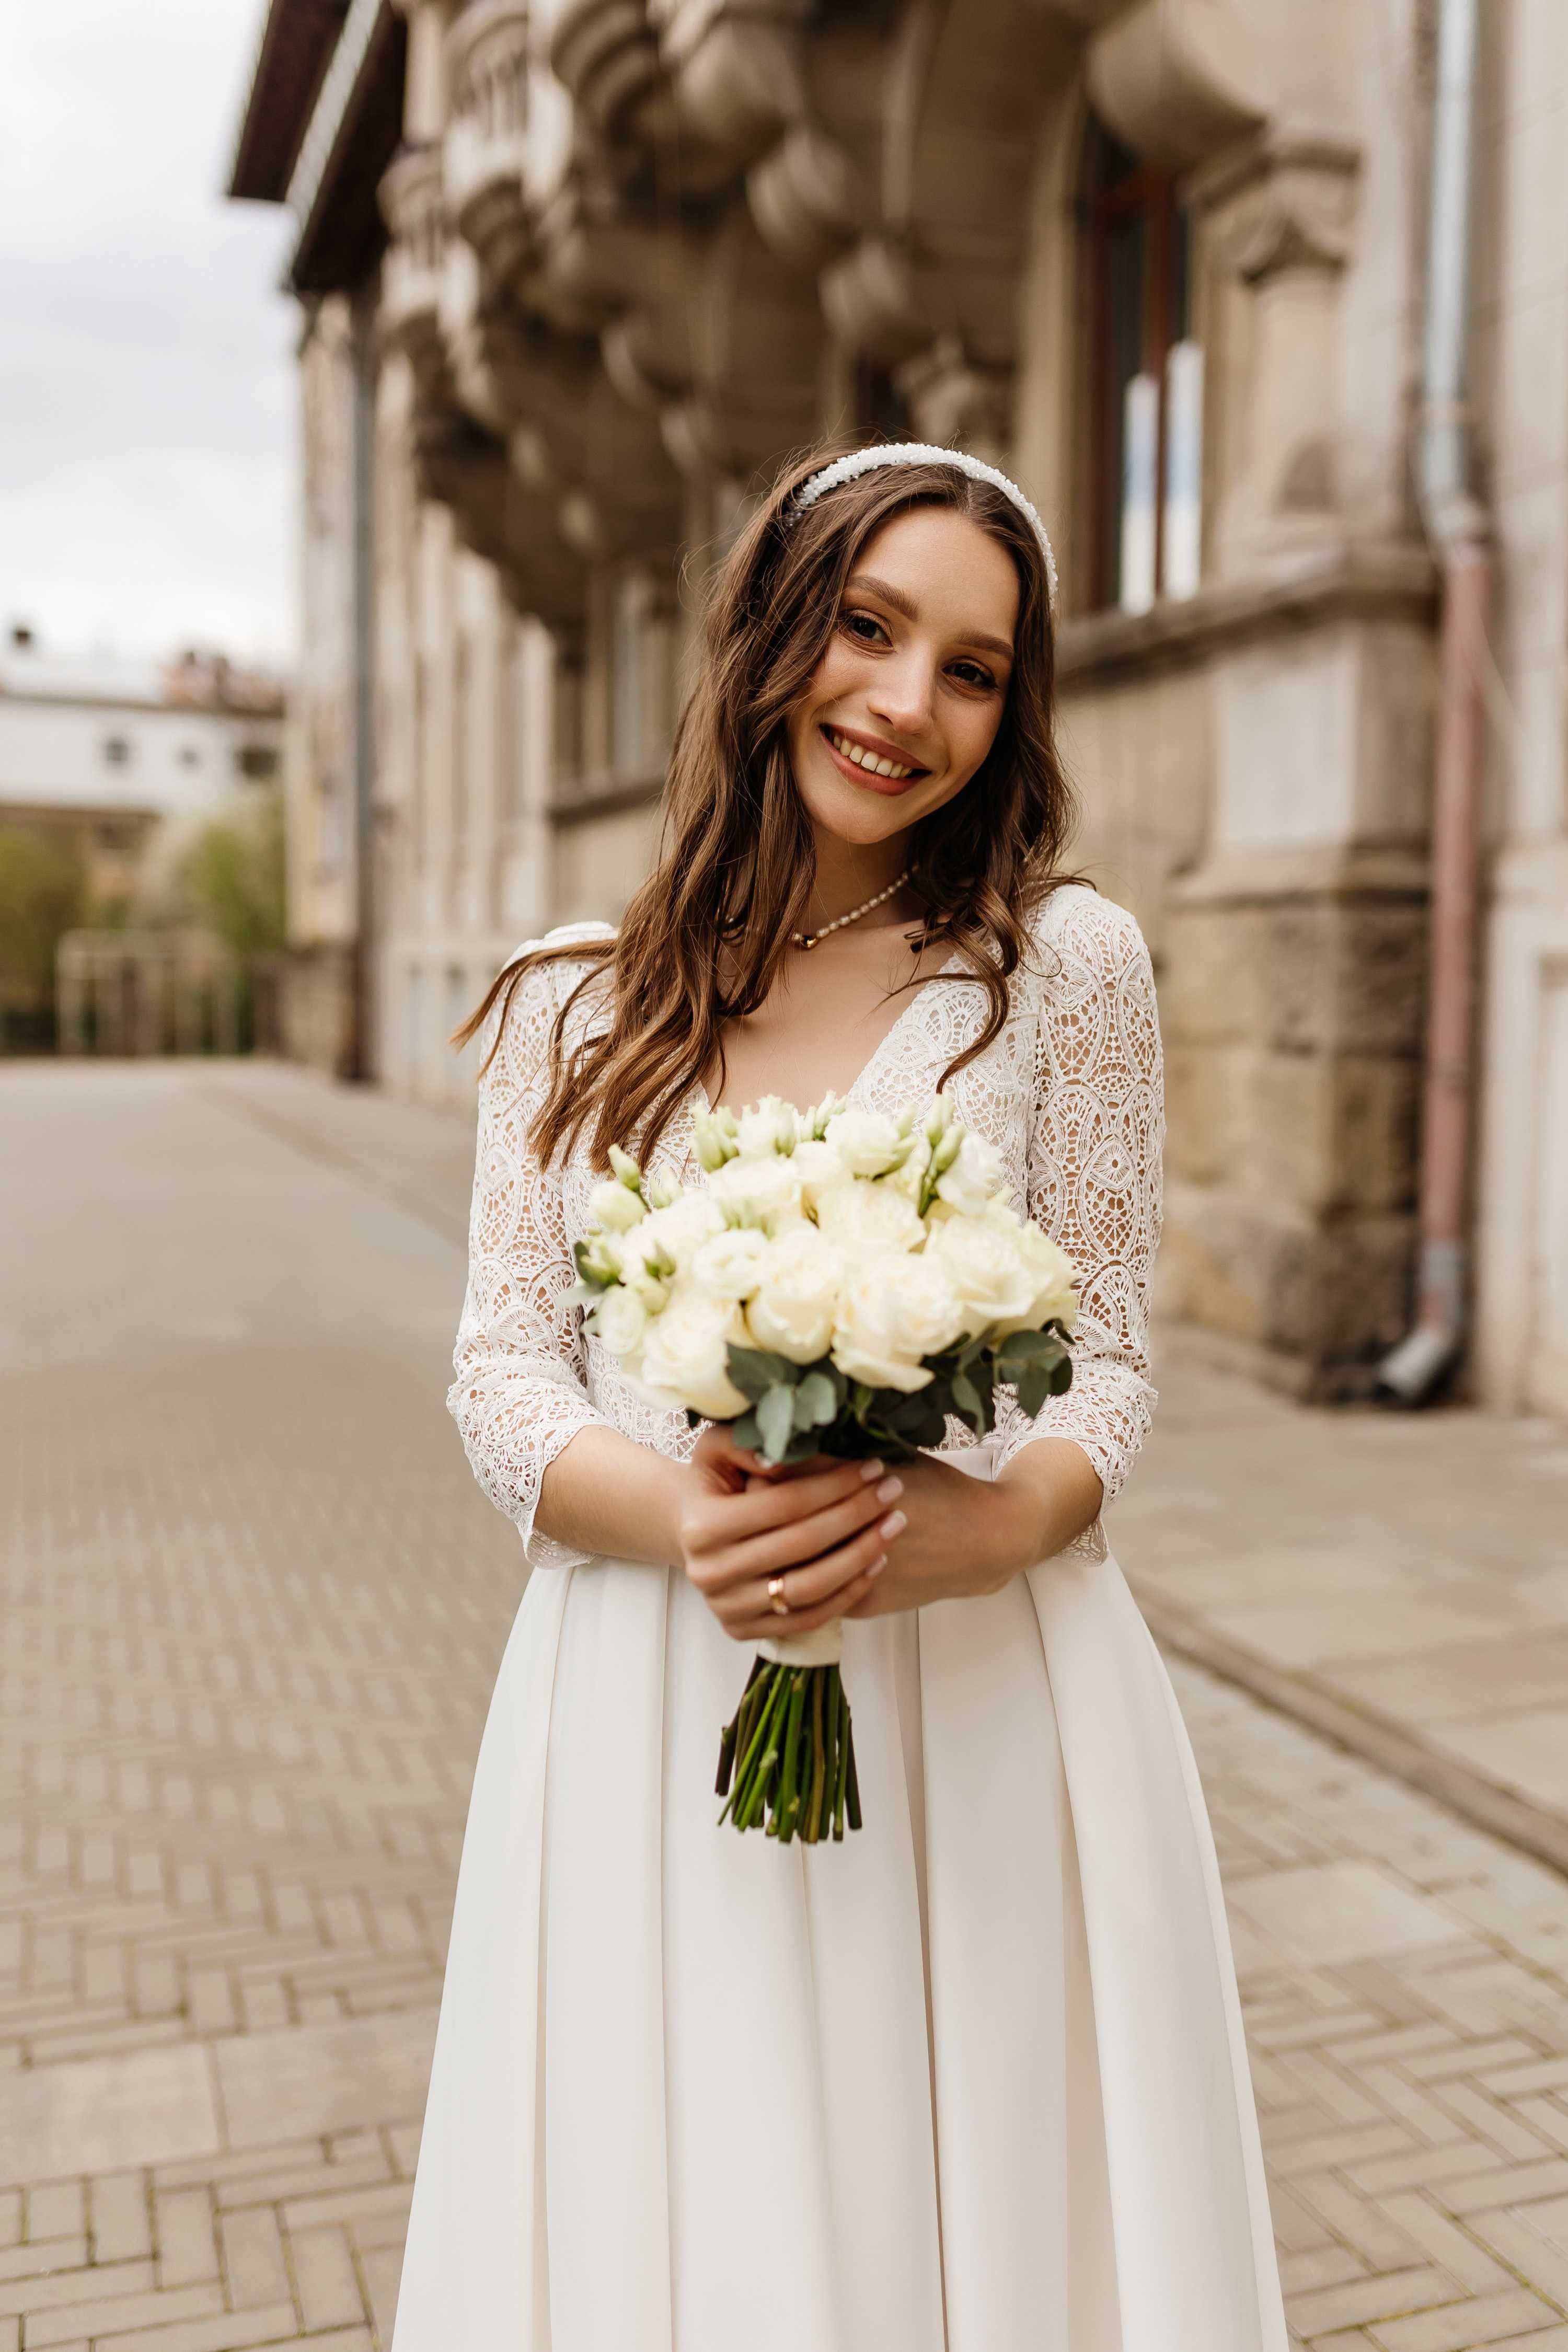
[455,441,1079,1169]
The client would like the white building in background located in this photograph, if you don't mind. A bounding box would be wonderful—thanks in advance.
[0,628,285,907]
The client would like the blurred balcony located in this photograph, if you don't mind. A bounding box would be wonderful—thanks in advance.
[378,143,447,373]
[444,0,533,287]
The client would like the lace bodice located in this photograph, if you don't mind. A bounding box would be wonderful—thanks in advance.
[449,884,1164,1571]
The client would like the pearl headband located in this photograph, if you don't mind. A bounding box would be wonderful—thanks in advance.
[790,441,1058,608]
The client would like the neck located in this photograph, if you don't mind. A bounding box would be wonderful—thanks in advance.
[805,827,914,927]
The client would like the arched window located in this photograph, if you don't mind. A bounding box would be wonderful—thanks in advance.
[1081,123,1201,614]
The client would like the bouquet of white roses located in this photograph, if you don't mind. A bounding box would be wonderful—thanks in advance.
[570,1092,1077,1844]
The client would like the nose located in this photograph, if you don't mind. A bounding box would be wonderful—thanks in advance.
[864,642,938,742]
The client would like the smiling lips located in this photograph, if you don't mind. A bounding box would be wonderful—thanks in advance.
[822,724,930,794]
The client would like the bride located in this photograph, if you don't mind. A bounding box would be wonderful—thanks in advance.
[391,443,1286,2350]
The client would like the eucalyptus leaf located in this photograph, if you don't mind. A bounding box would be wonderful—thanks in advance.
[756,1384,797,1461]
[727,1344,799,1400]
[793,1370,838,1429]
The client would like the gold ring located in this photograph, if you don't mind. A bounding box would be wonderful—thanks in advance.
[767,1575,790,1616]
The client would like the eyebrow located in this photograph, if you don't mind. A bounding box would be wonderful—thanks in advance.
[846,572,1015,662]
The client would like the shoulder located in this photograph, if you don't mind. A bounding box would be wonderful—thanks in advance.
[1025,885,1161,1076]
[1027,883,1152,992]
[1029,881,1146,965]
[485,921,616,1064]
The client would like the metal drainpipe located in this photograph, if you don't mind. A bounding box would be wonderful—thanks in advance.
[347,280,378,1084]
[1378,0,1493,1403]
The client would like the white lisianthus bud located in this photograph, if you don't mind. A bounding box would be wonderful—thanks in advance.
[886,1129,931,1204]
[924,1094,955,1149]
[608,1144,643,1192]
[814,1175,925,1255]
[1012,1224,1079,1335]
[692,1111,737,1173]
[590,1281,649,1361]
[635,1285,750,1419]
[744,1226,843,1363]
[925,1213,1036,1340]
[798,1093,848,1144]
[706,1152,805,1231]
[689,1226,775,1302]
[577,1232,625,1287]
[830,1249,965,1391]
[589,1179,648,1233]
[933,1130,1007,1214]
[733,1096,798,1159]
[789,1136,853,1213]
[824,1107,911,1178]
[645,1170,682,1209]
[927,1122,965,1180]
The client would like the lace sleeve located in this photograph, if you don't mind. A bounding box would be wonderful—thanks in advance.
[446,933,613,1570]
[993,889,1164,1503]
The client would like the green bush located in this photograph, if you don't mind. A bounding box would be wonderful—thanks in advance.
[171,787,286,960]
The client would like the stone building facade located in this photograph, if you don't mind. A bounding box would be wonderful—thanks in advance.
[230,0,1568,1418]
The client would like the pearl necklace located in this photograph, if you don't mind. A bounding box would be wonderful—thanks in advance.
[790,866,913,951]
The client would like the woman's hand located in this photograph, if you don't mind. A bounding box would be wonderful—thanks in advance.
[845,1438,1103,1619]
[676,1425,906,1643]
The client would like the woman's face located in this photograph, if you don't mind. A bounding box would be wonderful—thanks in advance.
[787,505,1020,849]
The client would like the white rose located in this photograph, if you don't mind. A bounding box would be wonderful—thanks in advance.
[824,1106,910,1178]
[635,1285,750,1419]
[615,1191,725,1307]
[637,1191,725,1269]
[934,1131,1008,1214]
[787,1136,852,1213]
[590,1281,649,1361]
[588,1179,647,1234]
[733,1095,798,1159]
[815,1175,925,1255]
[1012,1224,1078,1335]
[831,1248,965,1391]
[706,1152,805,1231]
[745,1226,843,1364]
[925,1214,1036,1339]
[689,1226,774,1302]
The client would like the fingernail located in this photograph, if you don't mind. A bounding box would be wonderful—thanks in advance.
[879,1509,907,1540]
[868,1552,888,1576]
[859,1459,886,1482]
[875,1474,903,1505]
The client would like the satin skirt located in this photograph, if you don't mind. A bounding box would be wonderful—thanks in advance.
[392,1452,1286,2351]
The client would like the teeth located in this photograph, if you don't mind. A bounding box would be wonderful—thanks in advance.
[829,728,915,780]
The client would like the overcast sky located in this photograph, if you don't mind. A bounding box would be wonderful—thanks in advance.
[1,3,298,668]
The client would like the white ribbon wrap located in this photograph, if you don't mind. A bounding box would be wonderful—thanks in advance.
[757,1621,845,1668]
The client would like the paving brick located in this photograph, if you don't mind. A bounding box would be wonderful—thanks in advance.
[290,2229,364,2331]
[1368,2288,1565,2349]
[88,2176,151,2266]
[216,2208,291,2310]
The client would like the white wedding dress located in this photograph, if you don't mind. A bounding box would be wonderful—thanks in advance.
[391,884,1286,2352]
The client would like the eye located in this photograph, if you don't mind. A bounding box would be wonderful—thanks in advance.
[839,608,888,646]
[948,659,999,692]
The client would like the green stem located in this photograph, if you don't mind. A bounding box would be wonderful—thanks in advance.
[723,1664,787,1828]
[832,1675,849,1840]
[804,1668,827,1843]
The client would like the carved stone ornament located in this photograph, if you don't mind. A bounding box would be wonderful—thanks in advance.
[1199,137,1362,284]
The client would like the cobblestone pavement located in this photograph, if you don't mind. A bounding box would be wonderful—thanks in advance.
[1113,1332,1568,1877]
[9,1063,1568,2351]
